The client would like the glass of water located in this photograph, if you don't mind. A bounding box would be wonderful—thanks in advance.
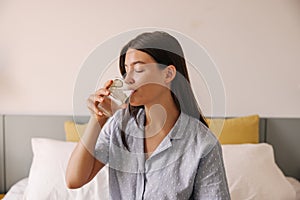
[98,77,133,116]
[108,77,133,106]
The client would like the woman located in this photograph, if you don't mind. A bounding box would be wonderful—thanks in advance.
[66,31,230,199]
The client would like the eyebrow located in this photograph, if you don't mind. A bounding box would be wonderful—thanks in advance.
[124,61,146,67]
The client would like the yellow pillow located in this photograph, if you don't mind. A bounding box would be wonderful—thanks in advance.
[64,121,88,142]
[207,115,259,144]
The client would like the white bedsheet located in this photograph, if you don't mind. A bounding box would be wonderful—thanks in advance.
[287,177,300,200]
[3,177,300,200]
[3,178,28,200]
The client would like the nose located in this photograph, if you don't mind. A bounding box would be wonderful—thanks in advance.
[124,71,135,85]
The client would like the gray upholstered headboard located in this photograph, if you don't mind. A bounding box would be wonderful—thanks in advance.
[265,118,300,180]
[0,115,299,193]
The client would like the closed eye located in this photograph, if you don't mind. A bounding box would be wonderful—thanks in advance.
[135,69,144,73]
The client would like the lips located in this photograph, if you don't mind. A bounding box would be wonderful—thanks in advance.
[131,90,136,95]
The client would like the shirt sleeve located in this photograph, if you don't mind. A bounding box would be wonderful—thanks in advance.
[192,141,231,200]
[94,111,120,164]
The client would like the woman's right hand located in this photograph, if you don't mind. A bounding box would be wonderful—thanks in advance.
[87,80,114,122]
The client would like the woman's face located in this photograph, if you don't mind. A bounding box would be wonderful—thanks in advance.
[124,48,169,107]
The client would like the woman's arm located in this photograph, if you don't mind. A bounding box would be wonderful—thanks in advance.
[65,81,113,189]
[65,117,107,189]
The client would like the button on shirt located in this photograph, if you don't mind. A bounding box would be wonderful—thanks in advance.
[95,109,230,200]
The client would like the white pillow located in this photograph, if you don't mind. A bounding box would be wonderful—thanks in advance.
[23,138,109,200]
[222,143,296,200]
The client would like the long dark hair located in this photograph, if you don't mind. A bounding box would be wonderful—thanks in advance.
[118,31,208,149]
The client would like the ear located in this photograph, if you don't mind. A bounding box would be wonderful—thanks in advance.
[163,65,176,84]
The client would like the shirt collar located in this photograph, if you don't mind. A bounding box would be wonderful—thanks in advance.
[136,109,189,140]
[168,111,189,139]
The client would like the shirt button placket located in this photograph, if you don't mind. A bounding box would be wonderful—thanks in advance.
[138,168,146,200]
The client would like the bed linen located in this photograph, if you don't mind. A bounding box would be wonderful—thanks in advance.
[222,143,296,199]
[3,139,300,200]
[287,177,300,200]
[3,176,300,200]
[3,178,27,200]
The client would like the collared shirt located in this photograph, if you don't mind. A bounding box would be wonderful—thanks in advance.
[95,108,230,200]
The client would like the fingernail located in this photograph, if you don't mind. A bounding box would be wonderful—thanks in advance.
[98,112,103,116]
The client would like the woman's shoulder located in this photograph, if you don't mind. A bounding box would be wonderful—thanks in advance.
[182,113,212,134]
[182,113,220,152]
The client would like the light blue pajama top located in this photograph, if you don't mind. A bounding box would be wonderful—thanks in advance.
[95,108,230,200]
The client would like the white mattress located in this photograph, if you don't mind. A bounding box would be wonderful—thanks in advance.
[3,177,300,200]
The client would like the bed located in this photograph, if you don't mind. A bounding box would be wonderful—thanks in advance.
[0,114,300,199]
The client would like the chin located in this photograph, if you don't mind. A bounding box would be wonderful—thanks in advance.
[129,98,144,107]
[129,102,142,107]
[128,95,139,106]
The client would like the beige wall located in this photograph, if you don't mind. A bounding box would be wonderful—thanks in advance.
[0,0,300,117]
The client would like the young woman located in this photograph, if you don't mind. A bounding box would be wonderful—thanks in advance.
[66,31,230,199]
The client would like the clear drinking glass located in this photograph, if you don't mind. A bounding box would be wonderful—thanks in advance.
[108,77,133,106]
[98,77,133,116]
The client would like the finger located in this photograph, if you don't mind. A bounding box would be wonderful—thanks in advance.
[87,97,98,112]
[88,104,102,116]
[87,95,102,108]
[104,80,113,89]
[93,95,104,104]
[87,95,103,112]
[95,88,110,97]
[94,80,113,97]
[88,99,105,116]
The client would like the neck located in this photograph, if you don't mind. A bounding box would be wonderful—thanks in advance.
[144,95,180,138]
